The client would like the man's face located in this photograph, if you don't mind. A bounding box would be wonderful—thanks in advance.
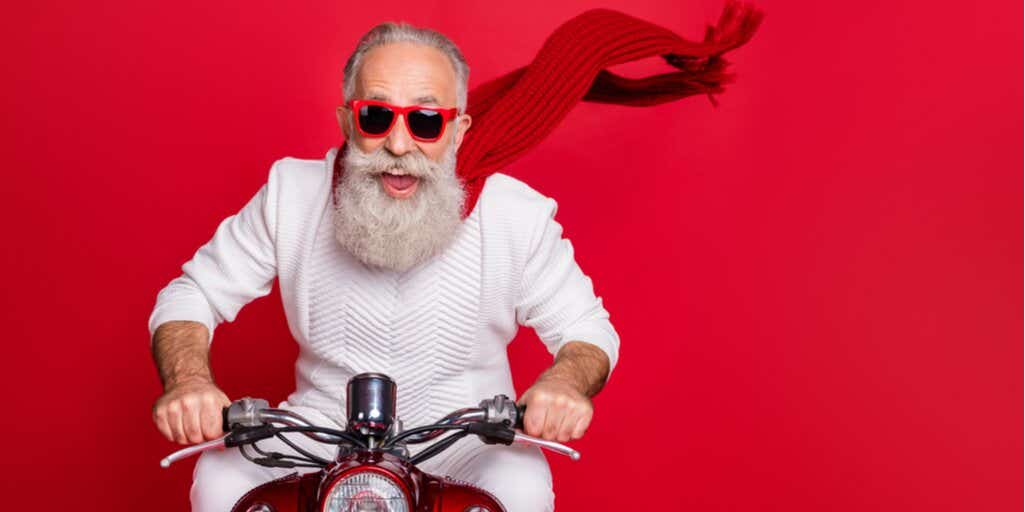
[336,42,472,196]
[331,42,473,273]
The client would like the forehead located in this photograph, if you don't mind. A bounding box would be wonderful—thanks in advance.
[357,42,457,104]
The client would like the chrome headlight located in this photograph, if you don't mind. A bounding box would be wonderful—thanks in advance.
[323,470,410,512]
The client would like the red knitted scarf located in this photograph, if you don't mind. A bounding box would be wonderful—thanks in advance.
[333,1,764,219]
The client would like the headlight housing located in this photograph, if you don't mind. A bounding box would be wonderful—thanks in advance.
[322,469,410,512]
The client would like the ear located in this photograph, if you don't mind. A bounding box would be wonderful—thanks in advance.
[453,113,472,152]
[336,106,351,140]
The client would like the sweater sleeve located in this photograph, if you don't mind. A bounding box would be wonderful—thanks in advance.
[514,197,620,382]
[147,162,280,345]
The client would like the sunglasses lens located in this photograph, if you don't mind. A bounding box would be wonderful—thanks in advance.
[408,109,444,140]
[358,105,394,135]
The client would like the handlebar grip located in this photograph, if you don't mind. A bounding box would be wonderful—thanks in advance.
[514,403,527,430]
[222,406,230,433]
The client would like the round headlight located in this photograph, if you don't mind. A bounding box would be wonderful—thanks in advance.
[323,470,410,512]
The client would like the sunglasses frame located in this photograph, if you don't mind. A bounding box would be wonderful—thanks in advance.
[347,99,459,143]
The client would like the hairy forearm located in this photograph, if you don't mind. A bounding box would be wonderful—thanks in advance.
[151,320,215,389]
[537,341,611,397]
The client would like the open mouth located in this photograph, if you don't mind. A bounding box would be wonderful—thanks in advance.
[380,170,420,199]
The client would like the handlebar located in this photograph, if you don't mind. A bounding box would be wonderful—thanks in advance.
[514,403,527,430]
[221,398,348,444]
[160,395,579,468]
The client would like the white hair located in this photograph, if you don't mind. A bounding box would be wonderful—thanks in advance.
[342,21,470,112]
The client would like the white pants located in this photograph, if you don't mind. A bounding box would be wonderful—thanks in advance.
[191,402,555,512]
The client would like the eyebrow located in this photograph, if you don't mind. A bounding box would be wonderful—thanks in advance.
[366,92,440,105]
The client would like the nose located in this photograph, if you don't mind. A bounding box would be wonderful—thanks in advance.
[384,113,416,156]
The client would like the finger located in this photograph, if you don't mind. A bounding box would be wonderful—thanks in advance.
[166,401,187,445]
[570,412,591,440]
[561,401,586,442]
[153,405,173,442]
[200,397,224,440]
[524,400,548,438]
[181,398,204,444]
[554,404,578,443]
[543,401,566,441]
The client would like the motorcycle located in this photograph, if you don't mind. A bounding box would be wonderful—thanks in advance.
[160,372,581,511]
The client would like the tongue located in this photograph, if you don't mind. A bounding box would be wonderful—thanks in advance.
[382,173,418,190]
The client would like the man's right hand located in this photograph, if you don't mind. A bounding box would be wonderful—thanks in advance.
[152,379,231,445]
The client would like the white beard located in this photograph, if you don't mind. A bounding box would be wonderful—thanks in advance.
[331,141,466,273]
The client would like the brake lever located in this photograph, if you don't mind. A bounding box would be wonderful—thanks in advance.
[512,431,581,461]
[464,421,581,461]
[160,422,280,468]
[159,434,229,468]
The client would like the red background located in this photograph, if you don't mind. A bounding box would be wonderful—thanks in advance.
[1,0,1020,510]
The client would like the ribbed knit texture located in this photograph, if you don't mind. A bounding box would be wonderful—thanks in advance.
[148,150,621,449]
[298,194,483,429]
[331,2,764,218]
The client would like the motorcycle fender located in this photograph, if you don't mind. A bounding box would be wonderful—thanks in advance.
[231,471,321,512]
[422,476,505,512]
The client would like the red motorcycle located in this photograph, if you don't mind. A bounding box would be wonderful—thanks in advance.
[160,373,580,511]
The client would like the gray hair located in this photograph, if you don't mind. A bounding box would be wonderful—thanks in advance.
[342,22,470,113]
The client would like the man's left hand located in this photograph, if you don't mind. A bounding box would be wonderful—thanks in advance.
[518,376,594,443]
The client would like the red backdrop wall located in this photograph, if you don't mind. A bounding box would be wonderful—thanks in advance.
[1,0,1020,510]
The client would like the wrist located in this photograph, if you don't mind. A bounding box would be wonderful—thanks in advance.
[164,374,215,391]
[535,367,588,396]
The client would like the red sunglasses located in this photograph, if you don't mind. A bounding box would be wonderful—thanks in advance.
[347,99,458,143]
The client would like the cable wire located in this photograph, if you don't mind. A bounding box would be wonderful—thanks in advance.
[276,432,331,466]
[408,431,470,465]
[383,423,468,449]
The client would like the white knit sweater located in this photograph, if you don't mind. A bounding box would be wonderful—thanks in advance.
[148,147,620,431]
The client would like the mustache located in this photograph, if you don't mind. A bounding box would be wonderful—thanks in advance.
[348,146,441,179]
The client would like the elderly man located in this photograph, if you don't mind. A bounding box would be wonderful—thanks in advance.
[148,21,619,512]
